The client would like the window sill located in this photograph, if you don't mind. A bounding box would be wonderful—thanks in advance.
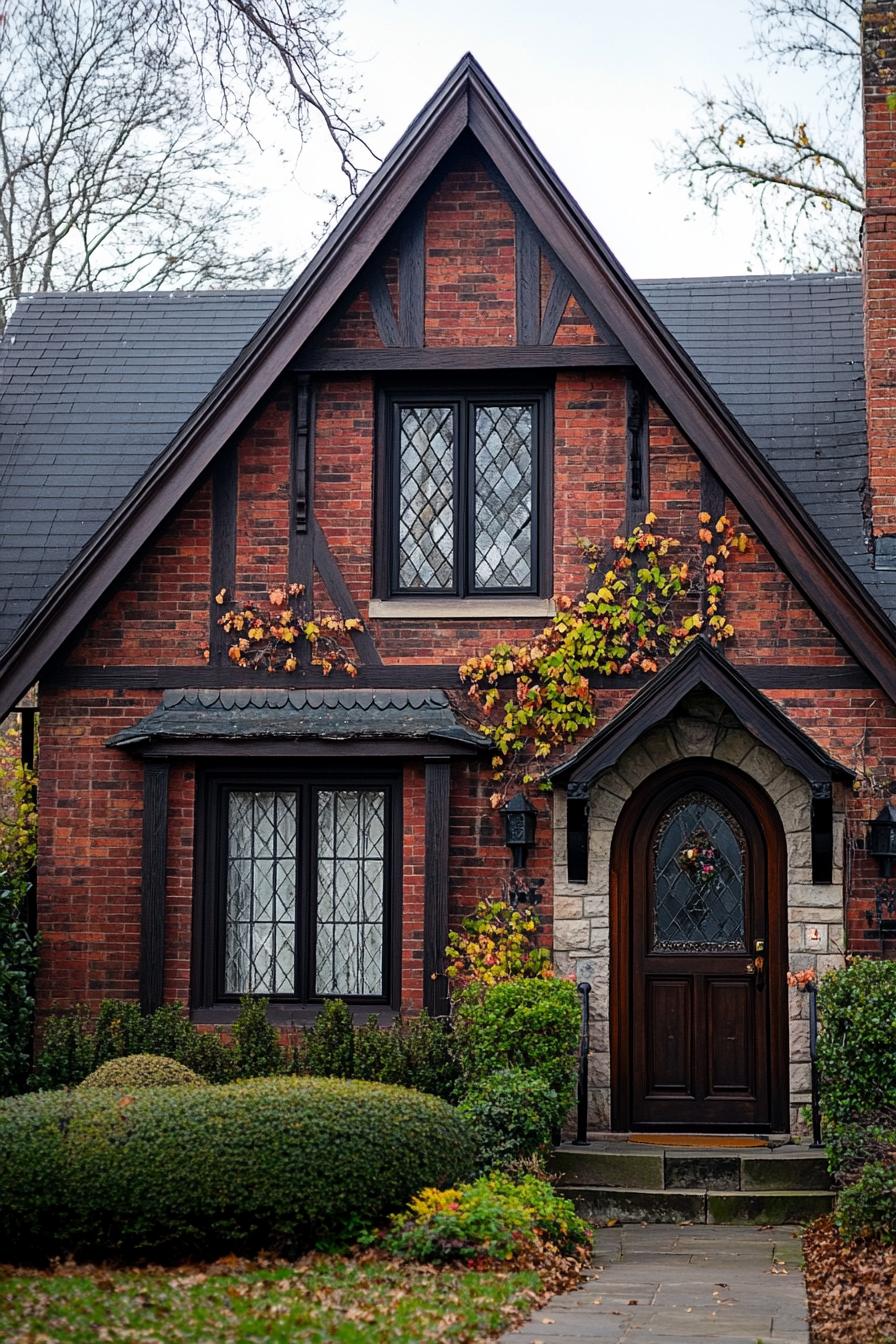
[191,1004,399,1027]
[367,598,556,620]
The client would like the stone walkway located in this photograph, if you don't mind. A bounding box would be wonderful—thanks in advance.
[501,1224,808,1343]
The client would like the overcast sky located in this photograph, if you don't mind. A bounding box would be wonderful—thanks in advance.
[249,0,837,280]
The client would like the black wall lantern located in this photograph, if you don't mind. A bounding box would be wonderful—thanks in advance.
[500,792,537,868]
[868,802,896,877]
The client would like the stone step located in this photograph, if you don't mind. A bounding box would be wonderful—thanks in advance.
[561,1183,835,1226]
[551,1144,831,1192]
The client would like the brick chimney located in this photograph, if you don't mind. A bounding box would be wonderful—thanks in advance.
[863,2,896,557]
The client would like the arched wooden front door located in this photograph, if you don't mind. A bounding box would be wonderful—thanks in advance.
[610,759,788,1133]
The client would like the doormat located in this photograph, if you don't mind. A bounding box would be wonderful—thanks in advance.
[628,1134,768,1148]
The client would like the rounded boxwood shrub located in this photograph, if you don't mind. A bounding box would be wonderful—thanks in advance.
[0,1076,476,1259]
[458,1067,562,1172]
[454,978,580,1107]
[78,1054,203,1090]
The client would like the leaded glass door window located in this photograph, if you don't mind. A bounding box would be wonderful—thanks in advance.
[651,791,747,951]
[204,774,396,1007]
[385,391,546,597]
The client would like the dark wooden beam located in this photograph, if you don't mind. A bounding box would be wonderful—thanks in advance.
[311,518,384,667]
[423,756,451,1017]
[811,785,834,885]
[140,739,478,760]
[368,267,401,346]
[625,375,649,532]
[700,460,726,523]
[140,760,169,1013]
[289,377,315,666]
[539,271,570,345]
[566,796,588,884]
[44,662,879,692]
[209,442,237,665]
[515,217,540,344]
[293,344,632,372]
[398,206,425,347]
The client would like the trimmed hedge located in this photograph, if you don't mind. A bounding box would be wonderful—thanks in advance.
[817,958,896,1129]
[78,1054,202,1089]
[458,1068,562,1173]
[0,1077,476,1259]
[454,978,579,1108]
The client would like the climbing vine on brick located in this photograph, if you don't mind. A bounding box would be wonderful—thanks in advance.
[459,513,748,798]
[200,582,363,676]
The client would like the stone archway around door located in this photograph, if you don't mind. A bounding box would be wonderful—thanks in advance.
[551,689,846,1134]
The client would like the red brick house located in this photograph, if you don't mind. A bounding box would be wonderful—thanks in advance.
[3,19,896,1134]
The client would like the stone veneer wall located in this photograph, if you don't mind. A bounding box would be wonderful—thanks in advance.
[552,691,846,1135]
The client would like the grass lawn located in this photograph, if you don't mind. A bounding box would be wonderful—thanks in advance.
[0,1253,546,1343]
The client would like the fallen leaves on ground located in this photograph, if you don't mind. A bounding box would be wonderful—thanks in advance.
[804,1216,896,1344]
[0,1246,584,1344]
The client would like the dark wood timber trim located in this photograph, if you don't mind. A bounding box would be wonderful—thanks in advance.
[140,759,169,1013]
[811,784,834,885]
[311,517,384,667]
[289,377,315,666]
[6,58,896,718]
[44,661,878,692]
[701,460,726,523]
[209,442,237,665]
[398,205,425,347]
[539,271,570,345]
[423,756,451,1016]
[293,343,631,372]
[368,266,401,346]
[515,217,541,344]
[610,758,789,1132]
[625,374,649,532]
[140,738,478,760]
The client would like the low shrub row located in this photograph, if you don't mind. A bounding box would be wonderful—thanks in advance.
[817,959,896,1244]
[31,996,460,1099]
[0,1076,476,1259]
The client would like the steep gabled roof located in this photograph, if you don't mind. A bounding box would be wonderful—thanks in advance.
[0,55,894,718]
[551,637,855,797]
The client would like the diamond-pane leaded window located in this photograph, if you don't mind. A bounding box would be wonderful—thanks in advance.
[315,790,386,997]
[225,791,298,995]
[651,792,746,951]
[210,779,393,1006]
[387,392,544,596]
[474,405,533,589]
[398,406,455,590]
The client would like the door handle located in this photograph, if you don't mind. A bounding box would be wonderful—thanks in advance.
[746,940,766,990]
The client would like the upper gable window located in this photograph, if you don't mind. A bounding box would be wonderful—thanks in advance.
[381,390,548,598]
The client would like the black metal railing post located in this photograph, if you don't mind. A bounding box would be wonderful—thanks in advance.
[573,981,591,1146]
[808,980,822,1148]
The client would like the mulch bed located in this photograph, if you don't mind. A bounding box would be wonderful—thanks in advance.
[804,1216,896,1343]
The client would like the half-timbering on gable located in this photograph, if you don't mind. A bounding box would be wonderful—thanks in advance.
[4,18,896,1134]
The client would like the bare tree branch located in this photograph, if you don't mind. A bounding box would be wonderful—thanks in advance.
[659,0,863,270]
[0,0,376,325]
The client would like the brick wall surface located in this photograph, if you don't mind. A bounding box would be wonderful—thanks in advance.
[35,148,896,1030]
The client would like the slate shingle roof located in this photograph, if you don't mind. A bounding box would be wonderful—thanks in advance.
[107,688,490,749]
[0,273,880,656]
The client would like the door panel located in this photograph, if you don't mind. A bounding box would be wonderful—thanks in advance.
[620,766,780,1132]
[645,978,692,1094]
[706,978,754,1095]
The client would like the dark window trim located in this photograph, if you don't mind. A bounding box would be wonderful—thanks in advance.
[192,763,403,1016]
[374,379,553,600]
